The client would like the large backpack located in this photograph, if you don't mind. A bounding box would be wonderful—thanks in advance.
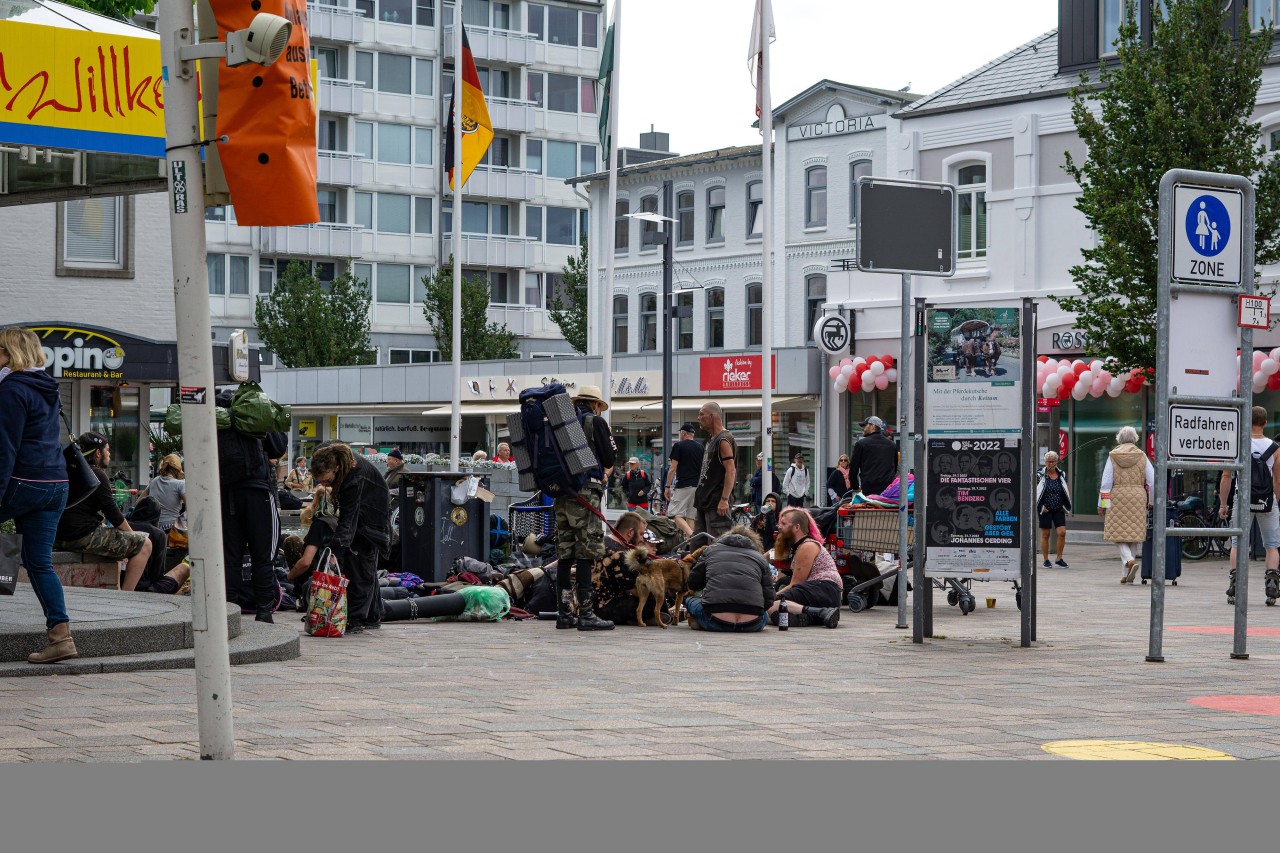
[506,383,600,498]
[1231,440,1280,513]
[218,427,269,488]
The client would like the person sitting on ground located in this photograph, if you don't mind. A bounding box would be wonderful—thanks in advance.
[753,492,781,551]
[54,432,153,591]
[286,485,339,605]
[591,511,663,625]
[140,453,186,531]
[124,497,191,594]
[685,524,773,632]
[766,507,841,628]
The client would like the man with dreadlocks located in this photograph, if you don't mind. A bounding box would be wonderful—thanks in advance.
[310,442,392,634]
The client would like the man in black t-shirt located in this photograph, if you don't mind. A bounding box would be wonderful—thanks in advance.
[694,403,737,539]
[664,422,703,536]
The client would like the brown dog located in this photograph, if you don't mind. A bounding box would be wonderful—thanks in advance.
[626,546,704,628]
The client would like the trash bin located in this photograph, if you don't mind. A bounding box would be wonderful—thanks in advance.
[398,472,490,582]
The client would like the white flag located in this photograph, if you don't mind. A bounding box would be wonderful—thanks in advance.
[748,0,776,119]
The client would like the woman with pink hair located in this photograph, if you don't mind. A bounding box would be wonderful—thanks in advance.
[765,507,841,628]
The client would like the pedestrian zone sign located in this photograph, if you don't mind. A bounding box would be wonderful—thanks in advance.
[1168,405,1239,462]
[1172,184,1243,285]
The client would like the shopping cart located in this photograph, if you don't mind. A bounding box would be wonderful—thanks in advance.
[832,506,913,613]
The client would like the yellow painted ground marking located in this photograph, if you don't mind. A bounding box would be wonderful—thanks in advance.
[1042,740,1235,761]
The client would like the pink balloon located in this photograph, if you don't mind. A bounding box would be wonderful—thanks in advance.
[1254,351,1267,369]
[1091,378,1106,396]
[829,365,841,379]
[840,358,853,368]
[874,374,890,390]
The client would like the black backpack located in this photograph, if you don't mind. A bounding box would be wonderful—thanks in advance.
[218,428,268,488]
[1231,440,1280,513]
[506,383,600,498]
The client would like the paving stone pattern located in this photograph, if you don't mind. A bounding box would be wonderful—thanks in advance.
[1,543,1279,761]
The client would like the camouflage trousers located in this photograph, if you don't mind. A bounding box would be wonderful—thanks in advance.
[553,485,606,562]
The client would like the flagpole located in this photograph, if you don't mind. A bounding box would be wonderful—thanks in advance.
[450,16,464,471]
[600,0,621,413]
[759,0,775,496]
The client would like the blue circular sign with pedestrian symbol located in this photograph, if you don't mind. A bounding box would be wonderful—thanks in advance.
[1184,194,1230,257]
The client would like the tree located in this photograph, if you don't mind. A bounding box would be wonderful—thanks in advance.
[64,0,156,20]
[421,261,520,361]
[254,262,374,367]
[548,237,590,354]
[1053,0,1280,375]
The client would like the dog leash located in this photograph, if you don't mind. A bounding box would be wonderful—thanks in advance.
[572,493,658,559]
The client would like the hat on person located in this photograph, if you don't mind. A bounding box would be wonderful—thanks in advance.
[629,457,640,464]
[387,448,404,461]
[858,416,886,431]
[794,452,804,461]
[78,431,109,453]
[680,421,698,434]
[571,384,609,411]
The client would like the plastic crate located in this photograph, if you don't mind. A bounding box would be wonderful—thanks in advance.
[838,507,912,553]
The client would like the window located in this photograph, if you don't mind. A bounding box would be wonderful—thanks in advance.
[525,205,543,240]
[413,265,432,303]
[675,191,694,246]
[60,196,126,274]
[377,123,411,163]
[355,51,373,88]
[377,0,411,23]
[746,180,763,238]
[415,58,434,96]
[747,284,762,347]
[547,73,578,112]
[1254,2,1279,30]
[414,197,433,234]
[207,253,224,295]
[579,78,596,114]
[319,119,344,152]
[548,5,577,44]
[1100,0,1125,54]
[462,201,489,233]
[615,200,629,253]
[706,288,724,349]
[805,166,827,228]
[582,11,598,47]
[315,47,343,80]
[640,195,658,246]
[389,348,441,364]
[229,255,250,295]
[849,159,872,224]
[547,140,577,179]
[580,143,597,176]
[414,127,434,165]
[491,204,511,236]
[675,292,693,350]
[546,206,577,245]
[491,271,517,304]
[528,3,545,39]
[526,138,543,173]
[377,193,412,233]
[416,0,435,27]
[526,71,545,108]
[640,293,657,352]
[258,263,274,295]
[613,295,628,353]
[377,263,412,303]
[205,206,227,222]
[317,189,341,224]
[706,187,725,243]
[354,121,373,159]
[957,164,988,260]
[483,135,513,168]
[378,53,412,94]
[805,275,826,343]
[355,192,373,230]
[493,2,511,29]
[1269,128,1280,153]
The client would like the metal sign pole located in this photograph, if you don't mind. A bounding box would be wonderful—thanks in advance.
[1021,298,1036,647]
[897,273,912,630]
[912,297,929,643]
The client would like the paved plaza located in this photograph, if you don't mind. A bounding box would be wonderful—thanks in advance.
[1,541,1279,761]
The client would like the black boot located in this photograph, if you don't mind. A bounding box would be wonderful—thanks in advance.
[556,588,578,629]
[255,610,275,624]
[802,606,840,628]
[1226,568,1237,604]
[576,592,615,631]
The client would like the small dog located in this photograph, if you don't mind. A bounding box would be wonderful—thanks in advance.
[625,546,704,628]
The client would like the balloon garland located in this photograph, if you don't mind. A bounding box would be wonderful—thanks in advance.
[829,354,897,394]
[1034,356,1151,401]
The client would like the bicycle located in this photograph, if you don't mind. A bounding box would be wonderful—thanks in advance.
[1174,495,1230,561]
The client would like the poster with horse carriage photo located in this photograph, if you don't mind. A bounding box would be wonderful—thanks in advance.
[925,306,1023,435]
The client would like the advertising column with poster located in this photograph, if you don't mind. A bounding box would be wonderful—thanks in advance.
[922,306,1025,583]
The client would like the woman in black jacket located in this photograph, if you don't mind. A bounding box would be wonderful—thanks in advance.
[0,327,76,664]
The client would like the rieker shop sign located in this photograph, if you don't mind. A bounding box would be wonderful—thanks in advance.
[699,355,777,392]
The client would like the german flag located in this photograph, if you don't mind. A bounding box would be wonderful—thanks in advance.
[446,24,494,192]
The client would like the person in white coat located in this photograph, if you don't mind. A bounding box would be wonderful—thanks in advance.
[782,452,810,508]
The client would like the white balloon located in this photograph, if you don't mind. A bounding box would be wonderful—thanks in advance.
[852,356,866,367]
[1043,375,1061,392]
[1109,378,1125,393]
[885,368,898,382]
[1078,370,1093,386]
[1255,370,1267,387]
[840,364,854,377]
[862,375,875,393]
[1090,360,1103,374]
[1057,363,1072,377]
[834,376,848,393]
[1263,359,1279,376]
[1106,385,1122,397]
[1073,383,1089,401]
[869,361,885,376]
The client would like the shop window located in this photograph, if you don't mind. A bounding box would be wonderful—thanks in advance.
[706,288,725,349]
[957,164,988,260]
[615,199,629,253]
[805,275,826,342]
[613,295,629,353]
[706,186,725,244]
[676,191,694,246]
[849,159,872,224]
[57,196,132,278]
[747,283,762,347]
[640,293,657,352]
[805,166,827,228]
[746,180,763,238]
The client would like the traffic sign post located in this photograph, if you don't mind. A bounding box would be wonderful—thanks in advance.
[1154,169,1257,663]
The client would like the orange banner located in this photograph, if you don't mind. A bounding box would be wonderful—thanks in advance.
[210,0,318,225]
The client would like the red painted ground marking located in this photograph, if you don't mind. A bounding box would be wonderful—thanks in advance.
[1168,626,1280,637]
[1188,696,1280,717]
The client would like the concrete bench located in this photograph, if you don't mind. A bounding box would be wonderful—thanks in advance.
[19,552,121,590]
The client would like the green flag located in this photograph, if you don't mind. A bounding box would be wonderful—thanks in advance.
[597,21,615,163]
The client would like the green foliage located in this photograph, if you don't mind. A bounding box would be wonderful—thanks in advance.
[1054,0,1280,375]
[548,237,590,354]
[254,262,374,367]
[61,0,156,20]
[421,260,520,361]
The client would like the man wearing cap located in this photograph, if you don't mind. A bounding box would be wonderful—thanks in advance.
[54,432,154,591]
[848,416,898,498]
[665,422,703,537]
[782,452,811,508]
[384,448,407,491]
[748,451,781,511]
[622,457,651,511]
[553,384,618,631]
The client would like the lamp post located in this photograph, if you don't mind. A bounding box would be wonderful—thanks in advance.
[630,183,678,452]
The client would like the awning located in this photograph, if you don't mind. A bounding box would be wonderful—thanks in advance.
[289,395,816,418]
[288,403,437,416]
[644,396,810,411]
